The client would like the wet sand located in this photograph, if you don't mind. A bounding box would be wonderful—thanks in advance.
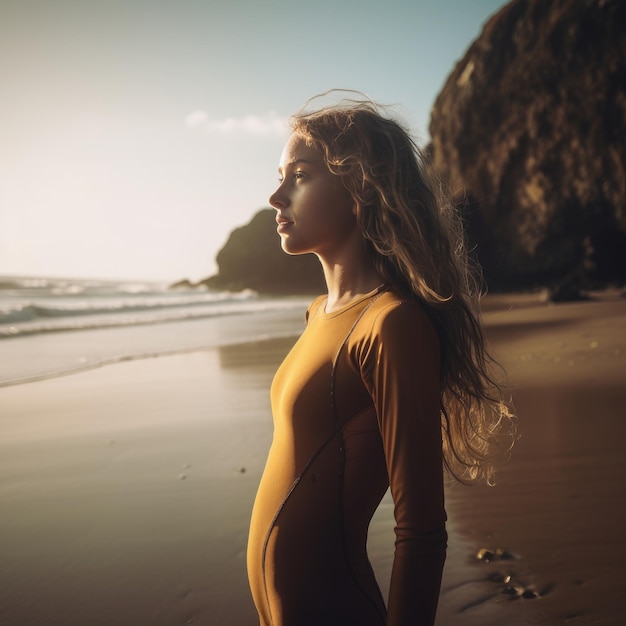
[0,291,625,625]
[437,291,626,625]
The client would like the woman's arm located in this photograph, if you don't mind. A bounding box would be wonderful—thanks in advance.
[361,301,447,625]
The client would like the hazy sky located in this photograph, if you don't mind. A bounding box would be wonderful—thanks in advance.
[1,0,507,282]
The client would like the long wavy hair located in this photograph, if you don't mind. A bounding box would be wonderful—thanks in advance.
[290,94,515,485]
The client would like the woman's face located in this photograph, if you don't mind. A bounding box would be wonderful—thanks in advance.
[269,133,357,257]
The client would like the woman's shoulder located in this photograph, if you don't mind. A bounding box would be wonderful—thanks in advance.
[357,289,439,346]
[366,290,432,325]
[351,289,440,364]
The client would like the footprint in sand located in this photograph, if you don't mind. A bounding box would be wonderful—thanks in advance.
[476,547,553,601]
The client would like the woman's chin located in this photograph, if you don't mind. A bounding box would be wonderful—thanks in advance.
[280,239,307,256]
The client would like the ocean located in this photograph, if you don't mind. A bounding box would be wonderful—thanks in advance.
[0,275,311,387]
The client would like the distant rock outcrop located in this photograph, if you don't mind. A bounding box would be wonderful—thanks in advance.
[430,0,626,294]
[202,209,325,294]
[170,278,196,290]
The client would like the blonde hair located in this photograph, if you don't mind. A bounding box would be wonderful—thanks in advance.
[291,95,515,485]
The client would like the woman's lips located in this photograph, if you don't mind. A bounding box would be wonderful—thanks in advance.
[276,216,293,233]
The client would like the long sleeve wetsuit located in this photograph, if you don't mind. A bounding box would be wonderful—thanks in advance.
[247,287,447,626]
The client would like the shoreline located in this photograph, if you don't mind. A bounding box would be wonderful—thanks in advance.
[2,287,621,389]
[0,306,308,389]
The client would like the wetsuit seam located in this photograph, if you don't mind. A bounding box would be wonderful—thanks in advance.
[260,429,338,626]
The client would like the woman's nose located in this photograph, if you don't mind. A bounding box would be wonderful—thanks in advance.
[269,185,287,209]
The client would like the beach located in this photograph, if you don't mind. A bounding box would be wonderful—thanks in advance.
[1,289,625,625]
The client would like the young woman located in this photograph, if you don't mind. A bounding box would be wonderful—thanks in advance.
[247,95,513,626]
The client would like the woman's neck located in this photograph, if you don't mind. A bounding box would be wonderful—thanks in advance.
[319,256,383,314]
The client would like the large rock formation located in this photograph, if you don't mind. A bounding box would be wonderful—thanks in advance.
[203,209,325,294]
[430,0,626,293]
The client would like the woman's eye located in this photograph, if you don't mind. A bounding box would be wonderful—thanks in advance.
[277,171,305,184]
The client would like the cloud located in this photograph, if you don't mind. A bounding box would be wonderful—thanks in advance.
[186,110,209,127]
[185,110,288,135]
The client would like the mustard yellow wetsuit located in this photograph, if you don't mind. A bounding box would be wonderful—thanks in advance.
[247,287,447,626]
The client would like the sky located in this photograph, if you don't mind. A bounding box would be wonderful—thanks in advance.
[0,0,508,283]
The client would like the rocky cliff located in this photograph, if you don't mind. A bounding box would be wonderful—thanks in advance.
[190,0,625,297]
[202,209,325,294]
[429,0,626,294]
